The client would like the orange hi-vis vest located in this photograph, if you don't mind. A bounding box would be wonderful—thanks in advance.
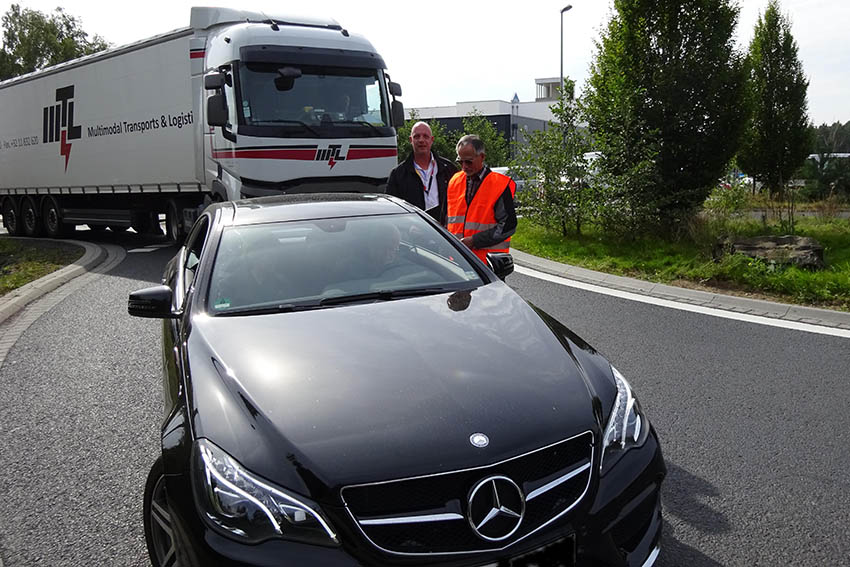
[447,170,516,262]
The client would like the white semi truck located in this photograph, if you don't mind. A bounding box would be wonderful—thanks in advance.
[0,7,404,240]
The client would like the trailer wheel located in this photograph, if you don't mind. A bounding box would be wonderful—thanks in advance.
[42,196,71,238]
[21,196,44,237]
[166,200,184,243]
[2,197,23,236]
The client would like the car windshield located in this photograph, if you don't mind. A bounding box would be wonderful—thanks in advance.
[207,214,484,315]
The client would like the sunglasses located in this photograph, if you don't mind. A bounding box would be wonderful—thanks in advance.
[455,157,477,166]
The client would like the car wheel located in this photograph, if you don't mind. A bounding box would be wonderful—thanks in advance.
[144,457,199,567]
[21,196,44,237]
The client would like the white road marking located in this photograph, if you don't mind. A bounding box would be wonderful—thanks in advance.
[516,265,850,339]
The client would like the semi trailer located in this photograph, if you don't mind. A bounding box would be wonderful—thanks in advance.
[0,7,404,240]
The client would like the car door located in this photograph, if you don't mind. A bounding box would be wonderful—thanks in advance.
[162,214,212,412]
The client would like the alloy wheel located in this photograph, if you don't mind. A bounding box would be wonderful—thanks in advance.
[148,473,180,567]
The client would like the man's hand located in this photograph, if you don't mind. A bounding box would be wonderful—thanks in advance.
[461,236,476,248]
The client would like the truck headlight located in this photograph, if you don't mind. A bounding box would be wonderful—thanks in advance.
[192,438,338,546]
[600,366,649,474]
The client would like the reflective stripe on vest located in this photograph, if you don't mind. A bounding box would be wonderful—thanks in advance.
[447,170,513,262]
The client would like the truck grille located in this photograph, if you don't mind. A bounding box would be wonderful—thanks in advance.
[341,431,593,556]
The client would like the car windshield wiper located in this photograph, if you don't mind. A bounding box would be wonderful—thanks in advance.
[319,287,452,307]
[253,119,320,136]
[214,301,322,317]
[332,119,383,135]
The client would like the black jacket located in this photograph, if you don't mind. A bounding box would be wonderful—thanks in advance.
[386,152,457,225]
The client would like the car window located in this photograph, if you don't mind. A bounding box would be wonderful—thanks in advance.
[207,213,483,313]
[183,216,210,294]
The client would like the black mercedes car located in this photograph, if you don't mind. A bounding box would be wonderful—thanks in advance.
[128,193,665,567]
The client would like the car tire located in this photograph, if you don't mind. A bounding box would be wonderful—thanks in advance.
[144,456,201,567]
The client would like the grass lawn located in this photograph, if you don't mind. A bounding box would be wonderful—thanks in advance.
[0,238,85,296]
[511,216,850,311]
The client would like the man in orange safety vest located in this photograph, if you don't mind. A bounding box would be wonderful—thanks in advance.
[446,134,517,263]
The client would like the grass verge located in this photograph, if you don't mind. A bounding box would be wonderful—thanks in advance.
[0,238,85,296]
[511,217,850,311]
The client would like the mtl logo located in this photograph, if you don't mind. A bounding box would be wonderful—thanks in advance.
[315,144,346,170]
[43,85,82,171]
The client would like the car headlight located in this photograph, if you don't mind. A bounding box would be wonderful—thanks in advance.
[600,366,649,473]
[192,438,339,546]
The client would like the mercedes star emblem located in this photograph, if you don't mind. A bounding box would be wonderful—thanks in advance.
[469,433,489,448]
[467,475,525,541]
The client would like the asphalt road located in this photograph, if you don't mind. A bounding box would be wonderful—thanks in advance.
[0,234,848,566]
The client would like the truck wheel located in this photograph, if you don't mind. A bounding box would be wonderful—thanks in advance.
[42,196,71,238]
[21,196,44,237]
[131,212,162,235]
[166,200,184,243]
[2,198,23,236]
[144,456,200,567]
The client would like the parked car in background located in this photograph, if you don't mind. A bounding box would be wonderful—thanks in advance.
[129,193,665,566]
[491,166,527,194]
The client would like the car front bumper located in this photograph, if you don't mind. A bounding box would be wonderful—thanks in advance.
[164,429,665,567]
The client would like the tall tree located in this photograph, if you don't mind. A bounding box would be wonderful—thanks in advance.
[583,0,747,234]
[0,4,108,81]
[737,0,811,197]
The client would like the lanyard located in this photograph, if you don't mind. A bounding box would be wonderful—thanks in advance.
[424,172,434,195]
[416,160,435,195]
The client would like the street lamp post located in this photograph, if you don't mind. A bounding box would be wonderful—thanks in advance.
[560,4,572,100]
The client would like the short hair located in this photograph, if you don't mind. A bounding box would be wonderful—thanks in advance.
[410,121,433,136]
[456,134,485,155]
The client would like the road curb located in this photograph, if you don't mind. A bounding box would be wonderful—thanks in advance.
[0,238,107,326]
[511,249,850,330]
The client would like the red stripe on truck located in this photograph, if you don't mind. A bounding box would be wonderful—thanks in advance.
[212,148,317,160]
[346,148,398,160]
[189,51,205,59]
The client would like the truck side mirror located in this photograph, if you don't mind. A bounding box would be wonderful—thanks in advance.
[391,100,405,128]
[388,81,402,97]
[207,94,228,127]
[204,73,225,90]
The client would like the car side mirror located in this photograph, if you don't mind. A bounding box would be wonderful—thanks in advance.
[486,253,514,281]
[128,285,179,319]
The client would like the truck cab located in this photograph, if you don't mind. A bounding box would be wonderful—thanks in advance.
[193,8,404,202]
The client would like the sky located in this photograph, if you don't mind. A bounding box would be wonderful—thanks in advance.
[1,0,847,124]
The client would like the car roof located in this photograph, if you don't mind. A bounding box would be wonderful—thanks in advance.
[221,193,414,226]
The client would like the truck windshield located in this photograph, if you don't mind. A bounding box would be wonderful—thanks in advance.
[237,62,393,139]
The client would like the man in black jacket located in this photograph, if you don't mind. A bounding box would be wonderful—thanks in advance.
[387,121,457,225]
